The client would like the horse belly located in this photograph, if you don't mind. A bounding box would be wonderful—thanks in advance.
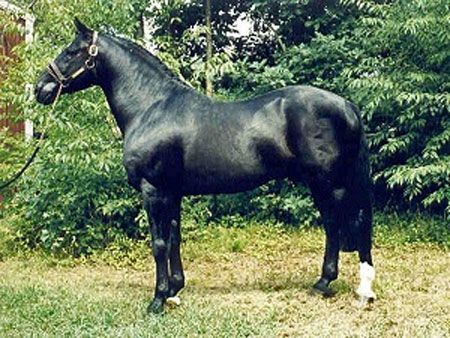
[181,143,292,195]
[182,170,273,195]
[181,151,273,195]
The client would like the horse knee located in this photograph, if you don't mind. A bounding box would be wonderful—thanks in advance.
[332,188,346,202]
[152,239,168,258]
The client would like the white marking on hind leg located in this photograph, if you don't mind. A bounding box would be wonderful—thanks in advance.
[166,296,181,307]
[356,262,376,299]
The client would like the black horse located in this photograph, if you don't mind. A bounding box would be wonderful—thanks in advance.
[35,19,376,313]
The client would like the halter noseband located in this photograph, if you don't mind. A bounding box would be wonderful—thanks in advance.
[47,31,99,87]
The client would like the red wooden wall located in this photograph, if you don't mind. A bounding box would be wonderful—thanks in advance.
[1,15,25,202]
[0,16,25,134]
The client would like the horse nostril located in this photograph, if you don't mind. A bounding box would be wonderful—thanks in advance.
[34,80,58,103]
[35,83,41,97]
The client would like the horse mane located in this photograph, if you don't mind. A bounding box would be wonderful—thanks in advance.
[107,33,187,86]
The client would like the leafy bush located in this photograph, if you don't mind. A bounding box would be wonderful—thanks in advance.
[200,182,319,228]
[1,2,146,254]
[341,0,450,214]
[7,90,143,255]
[1,0,448,255]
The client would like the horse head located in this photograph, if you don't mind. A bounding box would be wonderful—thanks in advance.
[35,18,99,105]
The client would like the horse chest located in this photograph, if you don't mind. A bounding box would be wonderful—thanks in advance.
[123,131,185,190]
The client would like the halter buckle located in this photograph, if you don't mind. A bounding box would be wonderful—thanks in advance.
[85,58,96,69]
[88,44,98,57]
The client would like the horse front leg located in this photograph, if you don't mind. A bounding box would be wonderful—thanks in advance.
[168,217,185,299]
[142,180,181,314]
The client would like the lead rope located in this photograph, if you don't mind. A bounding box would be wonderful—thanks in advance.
[0,83,63,191]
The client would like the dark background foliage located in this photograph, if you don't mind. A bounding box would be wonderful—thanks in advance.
[1,0,448,254]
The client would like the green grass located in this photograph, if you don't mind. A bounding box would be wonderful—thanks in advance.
[0,219,449,337]
[0,266,275,337]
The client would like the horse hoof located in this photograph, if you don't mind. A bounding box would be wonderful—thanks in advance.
[147,298,164,314]
[311,283,335,298]
[166,296,181,307]
[357,295,375,308]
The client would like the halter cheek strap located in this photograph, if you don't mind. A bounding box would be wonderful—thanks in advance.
[47,31,99,87]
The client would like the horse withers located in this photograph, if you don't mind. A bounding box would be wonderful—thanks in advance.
[35,18,376,313]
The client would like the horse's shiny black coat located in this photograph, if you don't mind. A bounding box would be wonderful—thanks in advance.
[35,19,374,313]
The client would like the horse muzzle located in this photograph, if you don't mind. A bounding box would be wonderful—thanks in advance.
[35,76,59,105]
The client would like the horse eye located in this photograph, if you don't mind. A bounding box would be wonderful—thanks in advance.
[66,49,79,56]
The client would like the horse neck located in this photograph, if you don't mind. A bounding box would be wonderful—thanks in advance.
[96,35,182,134]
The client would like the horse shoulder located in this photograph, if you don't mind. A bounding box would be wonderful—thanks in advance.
[123,117,187,191]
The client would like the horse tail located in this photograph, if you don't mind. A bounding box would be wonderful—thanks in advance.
[339,103,373,252]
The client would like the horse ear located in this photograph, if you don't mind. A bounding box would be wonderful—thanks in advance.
[74,17,92,35]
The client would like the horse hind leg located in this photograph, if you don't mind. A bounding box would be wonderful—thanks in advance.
[307,181,342,297]
[313,219,340,297]
[333,166,376,305]
[316,187,376,306]
[326,184,376,305]
[355,205,376,306]
[346,144,376,305]
[312,181,376,305]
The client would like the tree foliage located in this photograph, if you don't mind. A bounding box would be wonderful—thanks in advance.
[341,0,450,213]
[1,0,448,253]
[1,1,147,254]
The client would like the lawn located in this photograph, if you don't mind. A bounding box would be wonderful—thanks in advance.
[0,223,449,337]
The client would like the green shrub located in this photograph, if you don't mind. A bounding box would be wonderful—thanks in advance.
[1,0,448,255]
[0,129,30,201]
[203,181,319,228]
[341,0,450,215]
[1,3,147,255]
